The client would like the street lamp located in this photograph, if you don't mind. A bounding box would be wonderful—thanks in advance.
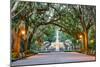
[79,35,83,39]
[21,29,25,35]
[79,34,83,51]
[90,39,94,43]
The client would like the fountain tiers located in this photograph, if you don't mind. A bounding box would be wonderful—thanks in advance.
[50,42,65,51]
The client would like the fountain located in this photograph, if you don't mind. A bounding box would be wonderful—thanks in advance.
[55,29,60,51]
[42,28,66,52]
[49,28,65,52]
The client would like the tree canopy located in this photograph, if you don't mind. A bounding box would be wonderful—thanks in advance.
[11,1,96,54]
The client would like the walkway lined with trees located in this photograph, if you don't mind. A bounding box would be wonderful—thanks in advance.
[11,0,96,65]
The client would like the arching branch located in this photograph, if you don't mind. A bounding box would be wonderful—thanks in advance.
[11,1,19,13]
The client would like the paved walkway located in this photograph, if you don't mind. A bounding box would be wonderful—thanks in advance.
[11,52,95,66]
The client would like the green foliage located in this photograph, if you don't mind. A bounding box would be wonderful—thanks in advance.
[88,25,96,50]
[60,32,72,42]
[30,44,40,54]
[11,2,96,35]
[11,2,96,53]
[11,52,18,61]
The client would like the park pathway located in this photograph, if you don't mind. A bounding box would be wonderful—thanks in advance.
[11,52,95,66]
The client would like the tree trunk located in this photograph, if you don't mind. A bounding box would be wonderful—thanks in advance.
[83,31,88,54]
[79,15,88,54]
[13,32,21,57]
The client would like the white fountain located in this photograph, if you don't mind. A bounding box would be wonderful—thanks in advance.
[55,29,60,51]
[49,29,65,52]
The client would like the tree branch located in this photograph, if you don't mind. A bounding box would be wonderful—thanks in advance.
[79,6,87,31]
[11,1,19,13]
[11,2,28,18]
[86,15,95,30]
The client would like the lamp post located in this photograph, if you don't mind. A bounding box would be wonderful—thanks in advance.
[20,28,27,57]
[21,29,26,57]
[79,34,84,52]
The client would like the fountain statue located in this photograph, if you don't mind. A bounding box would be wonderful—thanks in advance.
[42,28,66,52]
